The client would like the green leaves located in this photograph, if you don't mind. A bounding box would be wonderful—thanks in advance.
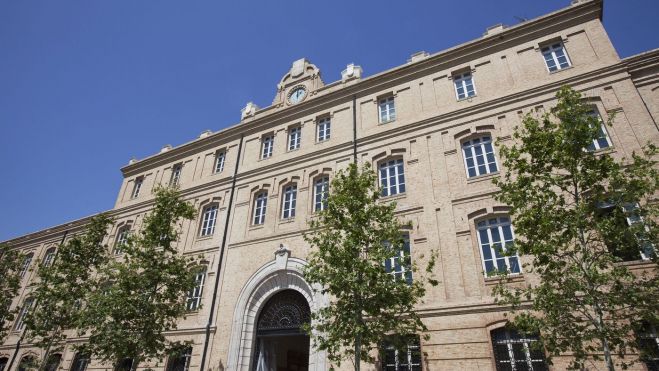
[493,86,659,370]
[303,163,438,368]
[0,243,24,341]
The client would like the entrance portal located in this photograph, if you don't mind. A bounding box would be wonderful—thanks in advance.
[253,290,311,371]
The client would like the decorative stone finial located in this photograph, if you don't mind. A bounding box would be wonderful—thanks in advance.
[341,63,363,81]
[408,51,429,63]
[483,23,506,37]
[241,102,259,120]
[128,158,138,165]
[199,130,212,138]
[160,144,172,153]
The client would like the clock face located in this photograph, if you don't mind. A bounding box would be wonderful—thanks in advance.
[288,86,307,104]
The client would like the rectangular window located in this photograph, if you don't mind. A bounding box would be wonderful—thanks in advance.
[170,164,182,186]
[623,203,656,260]
[381,336,421,371]
[14,298,34,331]
[253,192,268,225]
[476,217,521,275]
[186,268,206,311]
[379,159,406,197]
[541,42,571,72]
[491,328,547,371]
[113,228,129,255]
[19,254,33,278]
[281,185,297,219]
[454,72,476,100]
[70,353,91,371]
[462,136,498,178]
[317,117,331,142]
[214,151,225,173]
[384,234,413,284]
[131,177,143,199]
[379,96,396,123]
[636,322,659,370]
[288,126,301,151]
[42,248,56,267]
[200,205,218,237]
[314,176,330,212]
[585,110,612,151]
[166,347,192,371]
[261,136,274,159]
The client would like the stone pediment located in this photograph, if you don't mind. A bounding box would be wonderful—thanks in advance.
[272,58,324,106]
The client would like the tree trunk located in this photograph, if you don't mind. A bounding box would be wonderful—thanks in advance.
[601,337,615,371]
[355,334,361,371]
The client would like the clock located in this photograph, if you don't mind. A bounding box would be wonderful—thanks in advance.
[287,86,307,105]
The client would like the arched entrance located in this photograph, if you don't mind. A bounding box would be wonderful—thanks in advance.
[253,290,310,371]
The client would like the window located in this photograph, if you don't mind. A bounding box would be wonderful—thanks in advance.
[14,297,34,331]
[585,110,612,151]
[44,354,62,371]
[598,201,656,261]
[19,253,33,279]
[476,217,521,275]
[379,96,396,123]
[199,204,218,237]
[288,126,301,151]
[314,176,330,212]
[131,177,143,199]
[281,184,297,219]
[18,356,36,371]
[166,347,192,371]
[491,327,548,371]
[113,227,129,255]
[381,335,421,371]
[70,353,91,371]
[454,72,476,100]
[379,158,406,197]
[0,357,8,371]
[317,117,331,142]
[462,136,498,178]
[636,322,659,371]
[541,42,571,72]
[214,150,226,173]
[114,358,134,371]
[42,247,56,267]
[261,135,274,159]
[186,267,206,311]
[170,164,182,186]
[384,234,413,284]
[253,192,268,225]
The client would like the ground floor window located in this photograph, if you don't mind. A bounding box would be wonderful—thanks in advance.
[381,335,421,371]
[167,347,192,371]
[70,353,91,371]
[491,328,547,371]
[637,322,659,371]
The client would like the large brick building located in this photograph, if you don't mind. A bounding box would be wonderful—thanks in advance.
[2,0,658,370]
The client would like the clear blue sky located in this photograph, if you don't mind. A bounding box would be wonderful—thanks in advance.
[1,0,657,241]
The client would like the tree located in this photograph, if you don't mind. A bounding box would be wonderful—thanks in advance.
[82,187,202,371]
[24,214,113,370]
[492,86,659,370]
[0,243,24,341]
[303,162,437,371]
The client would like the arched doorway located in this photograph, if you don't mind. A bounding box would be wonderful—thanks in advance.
[253,290,310,371]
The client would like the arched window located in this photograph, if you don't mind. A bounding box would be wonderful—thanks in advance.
[70,352,91,371]
[44,354,62,371]
[0,356,9,371]
[20,253,34,278]
[384,233,413,284]
[585,108,612,151]
[14,297,34,331]
[636,322,659,370]
[462,135,498,178]
[113,226,130,255]
[313,176,330,212]
[166,347,192,371]
[253,192,268,225]
[186,266,207,311]
[199,204,219,237]
[114,358,134,371]
[17,355,36,371]
[491,327,547,371]
[281,184,297,219]
[476,216,520,275]
[379,158,405,197]
[41,247,56,267]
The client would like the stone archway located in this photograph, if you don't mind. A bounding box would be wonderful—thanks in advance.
[226,245,327,371]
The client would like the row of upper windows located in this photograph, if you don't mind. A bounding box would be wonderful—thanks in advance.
[259,117,331,160]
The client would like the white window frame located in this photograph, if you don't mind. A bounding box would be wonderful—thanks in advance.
[492,328,547,371]
[167,347,192,371]
[476,217,521,276]
[317,117,331,142]
[313,176,330,212]
[637,323,659,368]
[379,158,406,197]
[381,336,421,371]
[384,234,413,284]
[288,126,301,151]
[113,227,129,255]
[170,164,182,186]
[186,268,206,311]
[199,205,218,237]
[131,177,143,199]
[453,72,476,100]
[378,96,396,124]
[42,247,56,267]
[586,110,612,151]
[541,42,571,72]
[281,184,297,219]
[261,136,274,159]
[462,136,498,178]
[622,203,656,260]
[14,298,34,331]
[19,253,33,279]
[214,151,226,173]
[253,192,268,225]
